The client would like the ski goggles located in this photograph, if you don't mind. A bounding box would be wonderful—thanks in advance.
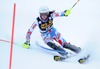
[40,13,48,16]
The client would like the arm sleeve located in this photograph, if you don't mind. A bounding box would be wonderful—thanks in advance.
[26,20,38,41]
[51,11,65,18]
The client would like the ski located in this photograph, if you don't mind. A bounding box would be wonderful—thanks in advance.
[36,41,91,63]
[78,54,90,64]
[36,41,76,60]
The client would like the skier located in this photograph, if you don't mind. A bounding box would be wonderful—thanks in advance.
[23,6,81,59]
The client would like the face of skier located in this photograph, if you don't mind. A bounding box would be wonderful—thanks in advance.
[40,13,48,20]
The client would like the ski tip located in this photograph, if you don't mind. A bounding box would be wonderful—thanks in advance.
[78,59,85,64]
[78,54,90,64]
[54,55,61,61]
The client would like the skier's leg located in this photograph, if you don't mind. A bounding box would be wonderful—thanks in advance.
[47,42,68,56]
[63,43,81,53]
[41,32,68,57]
[52,28,81,54]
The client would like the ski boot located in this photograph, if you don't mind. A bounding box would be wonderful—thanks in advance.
[47,42,68,61]
[53,51,74,61]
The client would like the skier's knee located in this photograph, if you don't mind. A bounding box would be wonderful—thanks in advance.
[47,42,57,50]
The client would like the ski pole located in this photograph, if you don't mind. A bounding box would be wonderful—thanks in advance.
[69,0,80,11]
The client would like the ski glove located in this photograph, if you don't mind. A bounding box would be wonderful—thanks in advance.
[64,10,71,16]
[22,40,30,49]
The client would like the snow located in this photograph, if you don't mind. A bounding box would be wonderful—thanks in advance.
[0,0,100,69]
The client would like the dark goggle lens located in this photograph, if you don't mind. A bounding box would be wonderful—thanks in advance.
[40,13,48,16]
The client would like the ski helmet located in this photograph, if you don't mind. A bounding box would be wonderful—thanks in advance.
[39,6,49,15]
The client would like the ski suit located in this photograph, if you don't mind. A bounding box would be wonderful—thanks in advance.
[26,11,67,46]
